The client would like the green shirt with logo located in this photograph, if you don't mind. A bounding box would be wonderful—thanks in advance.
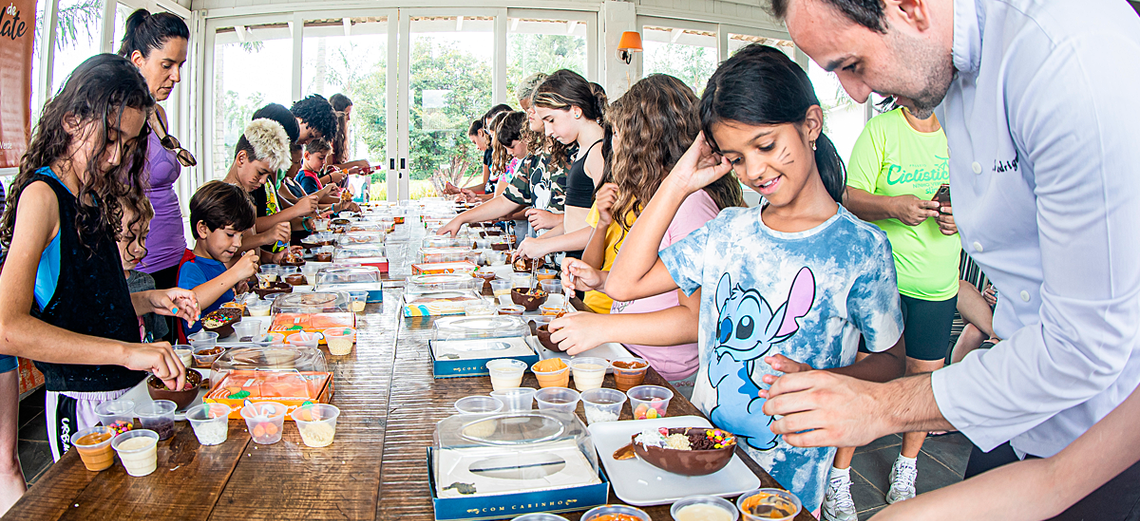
[847,108,961,300]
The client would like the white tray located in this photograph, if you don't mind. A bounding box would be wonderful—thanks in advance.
[588,416,761,506]
[116,368,212,421]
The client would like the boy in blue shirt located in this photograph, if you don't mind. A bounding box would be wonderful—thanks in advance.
[178,181,260,336]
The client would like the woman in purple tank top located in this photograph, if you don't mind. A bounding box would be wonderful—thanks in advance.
[118,9,192,290]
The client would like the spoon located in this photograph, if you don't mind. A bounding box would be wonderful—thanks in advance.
[612,442,636,460]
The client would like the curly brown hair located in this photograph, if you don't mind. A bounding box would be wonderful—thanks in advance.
[0,54,154,256]
[607,74,744,234]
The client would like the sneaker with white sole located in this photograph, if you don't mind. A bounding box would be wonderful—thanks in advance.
[886,457,918,504]
[822,472,858,521]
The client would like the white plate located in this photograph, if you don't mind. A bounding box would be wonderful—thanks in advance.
[116,368,212,421]
[588,416,761,506]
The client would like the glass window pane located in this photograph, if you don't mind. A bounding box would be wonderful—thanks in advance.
[728,33,795,59]
[112,2,132,54]
[51,0,105,95]
[641,25,718,95]
[507,17,586,102]
[808,60,864,163]
[29,0,46,115]
[408,16,493,199]
[302,17,388,165]
[212,23,292,178]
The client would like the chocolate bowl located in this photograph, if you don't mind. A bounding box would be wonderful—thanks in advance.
[631,427,736,476]
[511,287,548,311]
[535,324,559,352]
[147,370,204,411]
[254,281,293,299]
[203,308,242,338]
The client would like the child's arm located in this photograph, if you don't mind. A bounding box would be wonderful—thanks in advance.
[549,288,701,355]
[526,209,562,231]
[437,196,523,237]
[514,226,591,260]
[581,184,618,270]
[255,192,320,232]
[130,287,200,322]
[186,250,260,310]
[0,182,186,390]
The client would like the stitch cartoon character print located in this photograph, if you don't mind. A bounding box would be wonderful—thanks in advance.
[660,205,903,512]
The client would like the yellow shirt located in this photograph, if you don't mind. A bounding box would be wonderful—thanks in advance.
[581,204,635,314]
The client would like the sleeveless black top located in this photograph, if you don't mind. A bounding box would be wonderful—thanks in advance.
[564,139,603,209]
[24,172,147,392]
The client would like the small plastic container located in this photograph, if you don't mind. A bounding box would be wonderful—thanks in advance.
[490,279,512,297]
[301,264,320,282]
[532,359,570,388]
[241,401,288,444]
[490,387,535,412]
[539,279,563,295]
[348,290,368,314]
[496,304,525,316]
[286,331,323,349]
[231,320,261,342]
[247,300,272,317]
[72,425,115,472]
[192,345,225,368]
[111,429,160,477]
[135,400,177,440]
[290,403,341,448]
[582,505,651,521]
[95,399,135,431]
[454,395,504,414]
[188,331,219,350]
[534,387,580,413]
[581,388,626,425]
[512,514,569,521]
[511,274,531,289]
[186,403,231,446]
[172,345,193,368]
[323,328,356,356]
[464,300,496,317]
[486,359,527,391]
[535,268,558,281]
[570,357,609,391]
[672,495,740,521]
[611,356,650,392]
[627,385,674,420]
[736,489,801,521]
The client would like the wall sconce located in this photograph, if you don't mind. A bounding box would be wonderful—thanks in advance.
[617,31,643,64]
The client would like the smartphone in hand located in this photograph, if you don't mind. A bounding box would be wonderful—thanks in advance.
[932,184,951,207]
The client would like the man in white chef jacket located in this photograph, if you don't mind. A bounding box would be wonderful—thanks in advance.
[757,0,1140,517]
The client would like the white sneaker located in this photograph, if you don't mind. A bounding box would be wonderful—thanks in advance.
[886,457,918,504]
[822,471,858,521]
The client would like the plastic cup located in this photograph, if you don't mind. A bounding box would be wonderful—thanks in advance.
[290,404,341,448]
[534,387,580,412]
[627,385,674,420]
[172,345,193,368]
[539,279,563,294]
[512,514,569,521]
[486,359,527,391]
[94,399,135,431]
[72,425,115,471]
[232,321,260,342]
[496,304,525,316]
[671,495,740,521]
[581,388,626,425]
[323,328,356,356]
[260,264,281,279]
[582,505,651,521]
[736,489,801,521]
[241,401,287,444]
[454,395,504,414]
[189,331,219,350]
[253,332,286,347]
[247,300,271,317]
[186,403,231,446]
[532,360,570,388]
[490,387,536,412]
[301,264,319,282]
[570,357,608,391]
[611,357,650,392]
[535,269,558,281]
[135,400,177,440]
[490,279,512,297]
[464,300,496,316]
[348,290,368,314]
[286,331,322,349]
[192,345,224,368]
[111,429,160,477]
[511,274,531,289]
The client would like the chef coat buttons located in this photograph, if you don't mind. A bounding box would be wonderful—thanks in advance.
[973,241,984,253]
[1020,290,1031,302]
[972,162,983,174]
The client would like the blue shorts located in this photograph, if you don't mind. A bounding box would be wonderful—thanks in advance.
[0,355,17,374]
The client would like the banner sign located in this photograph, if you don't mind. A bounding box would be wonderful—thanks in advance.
[0,0,34,168]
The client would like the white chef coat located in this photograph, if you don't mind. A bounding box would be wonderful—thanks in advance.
[930,0,1140,458]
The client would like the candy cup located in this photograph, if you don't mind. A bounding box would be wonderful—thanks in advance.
[627,385,674,420]
[241,401,287,444]
[290,403,341,448]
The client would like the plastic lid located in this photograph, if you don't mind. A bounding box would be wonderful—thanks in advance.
[316,266,382,285]
[211,345,329,374]
[432,315,530,341]
[270,291,352,314]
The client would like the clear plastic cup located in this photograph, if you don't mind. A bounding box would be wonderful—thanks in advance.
[486,359,527,391]
[301,264,319,282]
[671,495,740,521]
[464,300,496,316]
[627,385,674,420]
[286,331,323,349]
[534,387,580,413]
[94,399,135,431]
[532,359,570,388]
[247,300,271,317]
[581,388,626,425]
[348,290,368,314]
[241,401,287,444]
[112,429,160,477]
[512,514,569,521]
[454,395,504,414]
[172,345,193,367]
[496,304,525,316]
[582,505,651,521]
[260,264,281,280]
[511,274,531,289]
[540,279,563,295]
[135,400,177,440]
[189,331,219,351]
[232,321,260,342]
[490,387,536,412]
[72,425,115,471]
[185,403,231,446]
[490,279,512,297]
[253,332,286,347]
[323,328,356,356]
[612,356,650,392]
[290,404,341,448]
[570,357,609,391]
[192,345,225,368]
[736,489,801,521]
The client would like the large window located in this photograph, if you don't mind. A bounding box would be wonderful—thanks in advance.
[212,23,293,178]
[808,60,865,164]
[302,17,389,164]
[506,16,586,103]
[641,23,718,95]
[728,33,794,58]
[50,0,105,94]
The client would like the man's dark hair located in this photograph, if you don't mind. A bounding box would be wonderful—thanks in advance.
[189,181,256,239]
[252,103,301,143]
[329,93,353,112]
[769,0,887,33]
[290,94,338,142]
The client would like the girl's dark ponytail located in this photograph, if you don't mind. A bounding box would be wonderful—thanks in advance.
[588,82,608,122]
[813,133,846,203]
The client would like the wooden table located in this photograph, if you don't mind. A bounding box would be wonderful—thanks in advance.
[6,287,813,521]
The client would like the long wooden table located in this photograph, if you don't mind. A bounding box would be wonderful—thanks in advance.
[6,287,813,520]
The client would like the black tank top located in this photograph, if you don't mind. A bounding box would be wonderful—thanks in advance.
[564,139,603,209]
[24,172,147,392]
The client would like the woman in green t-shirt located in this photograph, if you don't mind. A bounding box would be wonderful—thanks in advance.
[822,107,960,521]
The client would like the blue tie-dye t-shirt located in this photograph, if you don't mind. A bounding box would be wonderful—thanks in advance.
[660,204,904,512]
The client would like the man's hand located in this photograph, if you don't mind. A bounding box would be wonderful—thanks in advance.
[892,195,941,226]
[937,205,957,235]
